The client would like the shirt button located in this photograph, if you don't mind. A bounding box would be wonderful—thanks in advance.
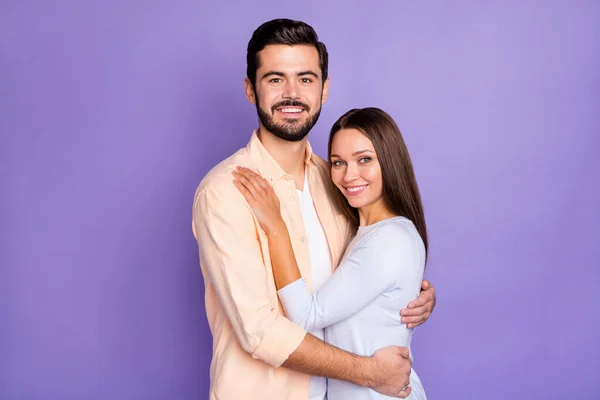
[290,196,295,201]
[300,237,305,242]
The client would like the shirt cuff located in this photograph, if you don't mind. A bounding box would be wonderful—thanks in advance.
[277,278,312,328]
[251,313,307,368]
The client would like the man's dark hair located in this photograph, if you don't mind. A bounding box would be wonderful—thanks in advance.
[246,19,328,87]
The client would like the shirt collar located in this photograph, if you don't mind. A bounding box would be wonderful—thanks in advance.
[246,130,316,181]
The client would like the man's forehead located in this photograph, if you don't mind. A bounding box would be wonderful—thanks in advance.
[257,44,320,71]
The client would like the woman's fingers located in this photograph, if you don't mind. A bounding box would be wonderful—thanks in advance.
[232,178,254,204]
[235,167,271,196]
[232,169,262,196]
[233,167,280,213]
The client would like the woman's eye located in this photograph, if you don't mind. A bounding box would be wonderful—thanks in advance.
[332,160,345,167]
[358,157,372,164]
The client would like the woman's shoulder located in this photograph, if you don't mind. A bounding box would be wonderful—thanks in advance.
[359,217,422,249]
[350,217,425,277]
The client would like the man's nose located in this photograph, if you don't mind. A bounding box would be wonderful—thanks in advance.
[282,81,300,99]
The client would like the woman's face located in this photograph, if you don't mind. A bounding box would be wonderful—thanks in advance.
[330,128,385,210]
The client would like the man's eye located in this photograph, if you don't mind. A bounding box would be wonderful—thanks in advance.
[301,78,312,84]
[358,157,372,164]
[270,78,282,83]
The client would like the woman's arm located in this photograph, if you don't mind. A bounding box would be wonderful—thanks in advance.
[231,166,302,290]
[276,231,409,331]
[264,222,305,290]
[262,216,403,332]
[233,167,422,332]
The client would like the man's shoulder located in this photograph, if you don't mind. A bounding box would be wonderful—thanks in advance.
[195,147,253,199]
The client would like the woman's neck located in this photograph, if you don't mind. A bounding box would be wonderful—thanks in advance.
[358,199,397,227]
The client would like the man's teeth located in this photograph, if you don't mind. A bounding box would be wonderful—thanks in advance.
[347,185,367,193]
[279,108,303,113]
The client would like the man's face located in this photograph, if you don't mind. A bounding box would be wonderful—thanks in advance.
[245,44,329,142]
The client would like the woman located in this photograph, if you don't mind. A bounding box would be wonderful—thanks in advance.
[233,107,428,399]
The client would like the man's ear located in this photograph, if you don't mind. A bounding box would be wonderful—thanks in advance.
[321,77,330,105]
[244,77,256,105]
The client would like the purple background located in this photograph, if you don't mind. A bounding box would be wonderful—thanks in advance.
[2,1,599,399]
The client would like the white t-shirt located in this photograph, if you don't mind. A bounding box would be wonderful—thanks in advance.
[296,173,333,400]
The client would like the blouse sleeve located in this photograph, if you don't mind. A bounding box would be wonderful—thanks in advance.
[277,224,419,331]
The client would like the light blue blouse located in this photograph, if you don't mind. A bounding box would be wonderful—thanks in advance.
[278,216,427,400]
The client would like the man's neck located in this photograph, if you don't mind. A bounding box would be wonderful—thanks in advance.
[257,127,308,190]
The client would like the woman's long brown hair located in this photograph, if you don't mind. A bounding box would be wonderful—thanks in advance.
[328,107,428,256]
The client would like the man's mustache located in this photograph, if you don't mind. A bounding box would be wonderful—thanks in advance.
[271,100,310,113]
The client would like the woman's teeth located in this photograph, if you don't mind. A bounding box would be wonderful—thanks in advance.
[346,185,367,193]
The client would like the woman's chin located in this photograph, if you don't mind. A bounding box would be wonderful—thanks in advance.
[345,198,363,209]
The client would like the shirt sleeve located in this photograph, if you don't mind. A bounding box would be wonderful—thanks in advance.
[277,223,419,331]
[193,183,306,368]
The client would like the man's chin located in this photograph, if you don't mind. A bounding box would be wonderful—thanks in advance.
[275,116,306,126]
[272,131,309,142]
[270,121,309,136]
[257,107,320,142]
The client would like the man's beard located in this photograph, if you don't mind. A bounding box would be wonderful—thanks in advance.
[256,98,322,142]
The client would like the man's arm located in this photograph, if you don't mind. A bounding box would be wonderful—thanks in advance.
[285,333,412,398]
[194,183,305,366]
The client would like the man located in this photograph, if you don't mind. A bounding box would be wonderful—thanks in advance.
[193,19,436,400]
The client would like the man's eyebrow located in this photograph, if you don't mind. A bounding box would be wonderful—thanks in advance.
[297,70,319,78]
[261,71,285,80]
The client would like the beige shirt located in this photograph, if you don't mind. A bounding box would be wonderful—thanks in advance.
[192,131,351,400]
